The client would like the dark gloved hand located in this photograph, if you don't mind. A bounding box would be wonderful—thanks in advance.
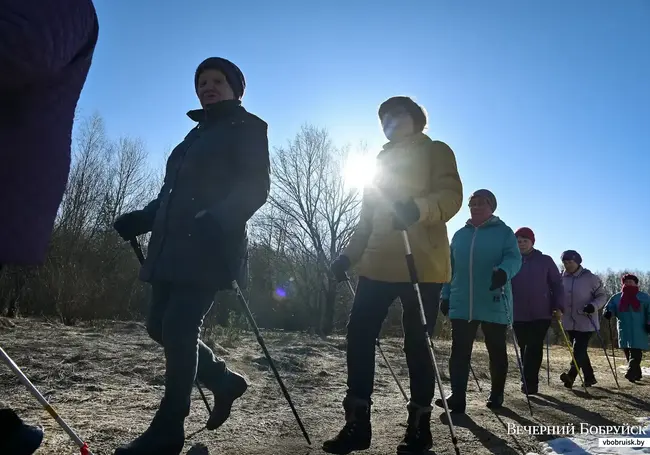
[113,210,152,241]
[489,268,507,291]
[330,255,351,282]
[440,299,449,316]
[645,324,650,334]
[392,198,420,230]
[603,310,612,320]
[583,303,595,314]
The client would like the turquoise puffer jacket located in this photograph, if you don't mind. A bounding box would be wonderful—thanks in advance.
[442,216,522,324]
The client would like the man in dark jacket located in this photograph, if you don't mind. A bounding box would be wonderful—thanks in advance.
[0,1,98,454]
[511,227,564,394]
[113,57,270,455]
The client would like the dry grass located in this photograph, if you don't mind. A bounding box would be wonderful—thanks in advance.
[1,317,649,455]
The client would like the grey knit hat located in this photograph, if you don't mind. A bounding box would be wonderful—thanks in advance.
[470,189,497,211]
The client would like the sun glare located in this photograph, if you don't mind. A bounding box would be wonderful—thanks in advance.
[343,154,376,191]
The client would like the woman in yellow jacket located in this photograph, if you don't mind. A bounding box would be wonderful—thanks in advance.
[322,96,463,455]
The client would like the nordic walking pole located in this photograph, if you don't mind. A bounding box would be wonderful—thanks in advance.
[546,331,550,386]
[128,238,213,416]
[500,289,533,416]
[230,280,311,445]
[608,318,618,380]
[344,279,409,402]
[0,346,93,455]
[585,315,620,389]
[557,318,589,394]
[400,231,460,455]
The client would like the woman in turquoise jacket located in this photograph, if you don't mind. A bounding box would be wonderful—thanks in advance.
[604,274,650,382]
[436,189,522,413]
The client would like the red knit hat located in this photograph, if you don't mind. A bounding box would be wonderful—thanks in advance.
[515,227,535,244]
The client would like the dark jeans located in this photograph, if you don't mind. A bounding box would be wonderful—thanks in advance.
[566,330,594,380]
[449,319,508,397]
[513,319,551,388]
[146,282,227,419]
[346,277,441,407]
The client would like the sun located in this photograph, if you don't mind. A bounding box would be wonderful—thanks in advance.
[343,153,377,191]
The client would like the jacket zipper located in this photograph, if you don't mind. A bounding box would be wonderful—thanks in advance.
[468,226,478,321]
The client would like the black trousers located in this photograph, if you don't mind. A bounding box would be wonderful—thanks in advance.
[146,282,227,419]
[346,277,441,407]
[566,330,595,380]
[624,348,643,374]
[513,319,551,388]
[449,319,508,397]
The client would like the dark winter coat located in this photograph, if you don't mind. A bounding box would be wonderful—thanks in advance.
[0,0,99,265]
[139,100,270,291]
[511,249,565,322]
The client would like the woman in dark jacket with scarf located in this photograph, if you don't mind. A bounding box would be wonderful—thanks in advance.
[113,57,270,455]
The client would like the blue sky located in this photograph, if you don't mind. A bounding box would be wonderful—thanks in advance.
[77,0,650,273]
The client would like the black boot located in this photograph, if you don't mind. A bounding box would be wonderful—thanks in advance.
[0,408,44,455]
[205,368,248,431]
[584,376,597,387]
[322,396,371,454]
[396,401,433,454]
[434,394,466,413]
[560,372,575,389]
[521,382,538,395]
[486,391,503,409]
[114,411,185,455]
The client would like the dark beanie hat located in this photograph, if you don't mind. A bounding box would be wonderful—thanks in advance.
[469,189,497,211]
[194,57,246,99]
[378,96,427,132]
[561,250,582,264]
[515,227,535,244]
[622,273,639,284]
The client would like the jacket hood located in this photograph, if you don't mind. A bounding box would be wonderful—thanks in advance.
[562,266,592,278]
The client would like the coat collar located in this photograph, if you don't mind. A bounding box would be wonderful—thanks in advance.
[186,99,242,123]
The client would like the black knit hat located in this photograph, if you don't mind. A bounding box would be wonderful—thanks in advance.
[194,57,246,99]
[378,96,427,132]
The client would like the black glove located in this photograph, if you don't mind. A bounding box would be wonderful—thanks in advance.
[583,303,595,314]
[113,210,152,241]
[440,299,449,316]
[392,198,420,230]
[489,268,507,291]
[645,324,650,334]
[330,255,351,282]
[603,310,612,320]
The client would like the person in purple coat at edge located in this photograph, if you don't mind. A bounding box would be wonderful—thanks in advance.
[510,227,565,395]
[558,250,607,388]
[0,1,99,454]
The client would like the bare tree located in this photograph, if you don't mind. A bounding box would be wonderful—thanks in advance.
[55,112,110,251]
[266,125,362,334]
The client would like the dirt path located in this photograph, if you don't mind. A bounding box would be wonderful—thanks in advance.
[1,318,649,455]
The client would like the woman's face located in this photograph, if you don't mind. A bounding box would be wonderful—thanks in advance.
[197,69,235,107]
[517,237,533,254]
[381,107,415,141]
[469,196,493,220]
[563,260,579,273]
[623,279,638,286]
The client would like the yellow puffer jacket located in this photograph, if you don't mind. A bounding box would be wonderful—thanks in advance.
[343,133,463,283]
